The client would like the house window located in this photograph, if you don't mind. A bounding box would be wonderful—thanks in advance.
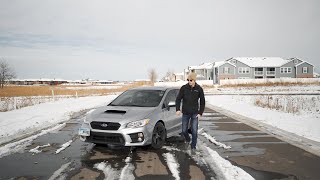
[303,67,308,73]
[238,67,250,74]
[280,67,292,74]
[224,67,229,74]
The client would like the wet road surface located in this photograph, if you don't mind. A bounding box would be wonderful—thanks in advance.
[0,107,320,180]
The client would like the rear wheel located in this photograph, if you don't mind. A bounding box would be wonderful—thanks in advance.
[151,122,166,149]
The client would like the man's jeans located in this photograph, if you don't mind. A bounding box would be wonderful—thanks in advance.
[182,114,198,149]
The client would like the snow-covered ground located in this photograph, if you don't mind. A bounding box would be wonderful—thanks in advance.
[0,95,78,112]
[0,95,117,145]
[0,84,319,179]
[206,94,320,142]
[205,85,320,94]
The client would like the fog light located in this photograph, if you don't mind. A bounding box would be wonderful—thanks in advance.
[129,132,144,143]
[138,133,144,138]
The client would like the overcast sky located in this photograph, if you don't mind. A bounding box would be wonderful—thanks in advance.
[0,0,319,81]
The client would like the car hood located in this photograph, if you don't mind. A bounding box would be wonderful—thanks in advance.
[87,105,157,124]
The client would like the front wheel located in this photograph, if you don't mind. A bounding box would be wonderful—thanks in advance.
[151,122,166,149]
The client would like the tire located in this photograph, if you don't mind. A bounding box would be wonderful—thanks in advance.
[151,122,166,149]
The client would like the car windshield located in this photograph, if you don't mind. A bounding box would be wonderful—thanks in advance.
[109,89,165,107]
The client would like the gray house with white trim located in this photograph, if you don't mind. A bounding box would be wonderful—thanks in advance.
[213,57,314,83]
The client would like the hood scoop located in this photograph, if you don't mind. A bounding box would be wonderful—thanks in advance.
[104,110,126,115]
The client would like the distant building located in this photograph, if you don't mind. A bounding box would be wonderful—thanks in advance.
[9,78,68,85]
[213,57,314,84]
[9,78,115,85]
[183,57,315,84]
[173,72,184,81]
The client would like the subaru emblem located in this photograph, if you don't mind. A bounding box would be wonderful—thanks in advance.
[101,123,108,127]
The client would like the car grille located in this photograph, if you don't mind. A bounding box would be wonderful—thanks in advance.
[88,131,125,145]
[90,121,121,130]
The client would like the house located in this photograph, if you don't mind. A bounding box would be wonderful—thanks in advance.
[186,62,214,80]
[173,72,184,81]
[213,61,236,84]
[213,57,314,83]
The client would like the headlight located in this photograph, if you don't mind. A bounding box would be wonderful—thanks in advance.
[126,119,150,128]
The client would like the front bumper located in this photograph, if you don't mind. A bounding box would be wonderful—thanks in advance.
[79,122,153,146]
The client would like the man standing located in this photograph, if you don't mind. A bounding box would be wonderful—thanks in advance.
[176,72,205,152]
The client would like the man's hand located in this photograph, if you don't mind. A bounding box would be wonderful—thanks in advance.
[176,111,181,116]
[196,114,201,118]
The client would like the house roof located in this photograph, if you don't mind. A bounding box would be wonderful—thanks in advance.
[295,61,314,67]
[189,62,213,69]
[213,61,226,67]
[233,57,292,67]
[213,61,236,67]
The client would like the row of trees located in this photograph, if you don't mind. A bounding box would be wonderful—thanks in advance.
[0,59,16,88]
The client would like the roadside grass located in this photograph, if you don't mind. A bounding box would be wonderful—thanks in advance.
[0,82,151,97]
[253,95,320,114]
[0,82,152,111]
[202,84,215,89]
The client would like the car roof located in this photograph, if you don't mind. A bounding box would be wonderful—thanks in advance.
[129,86,179,91]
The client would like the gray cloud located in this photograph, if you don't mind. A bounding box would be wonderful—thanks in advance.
[0,0,319,80]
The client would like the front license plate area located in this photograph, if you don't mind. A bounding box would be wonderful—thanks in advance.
[79,128,90,136]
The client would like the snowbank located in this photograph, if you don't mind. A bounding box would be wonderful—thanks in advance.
[0,95,117,145]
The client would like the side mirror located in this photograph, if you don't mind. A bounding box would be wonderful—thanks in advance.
[168,101,176,107]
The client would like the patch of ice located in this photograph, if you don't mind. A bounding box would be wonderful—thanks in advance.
[29,143,50,154]
[0,123,66,158]
[190,140,254,180]
[48,162,71,180]
[120,157,135,180]
[163,153,180,180]
[94,161,120,180]
[55,140,72,154]
[201,132,231,149]
[162,146,181,152]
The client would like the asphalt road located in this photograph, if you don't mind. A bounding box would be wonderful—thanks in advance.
[0,107,320,180]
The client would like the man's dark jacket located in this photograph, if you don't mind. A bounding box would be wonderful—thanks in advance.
[175,83,205,115]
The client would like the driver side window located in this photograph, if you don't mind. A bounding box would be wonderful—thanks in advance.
[164,90,176,106]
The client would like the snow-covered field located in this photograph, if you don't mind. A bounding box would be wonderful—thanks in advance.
[206,85,320,94]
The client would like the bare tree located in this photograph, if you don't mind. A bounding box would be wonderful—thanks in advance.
[162,69,175,82]
[0,59,16,88]
[149,68,157,84]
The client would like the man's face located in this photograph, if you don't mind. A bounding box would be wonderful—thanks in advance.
[188,79,196,87]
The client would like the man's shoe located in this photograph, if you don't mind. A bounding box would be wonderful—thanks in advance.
[191,148,196,155]
[184,142,190,150]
